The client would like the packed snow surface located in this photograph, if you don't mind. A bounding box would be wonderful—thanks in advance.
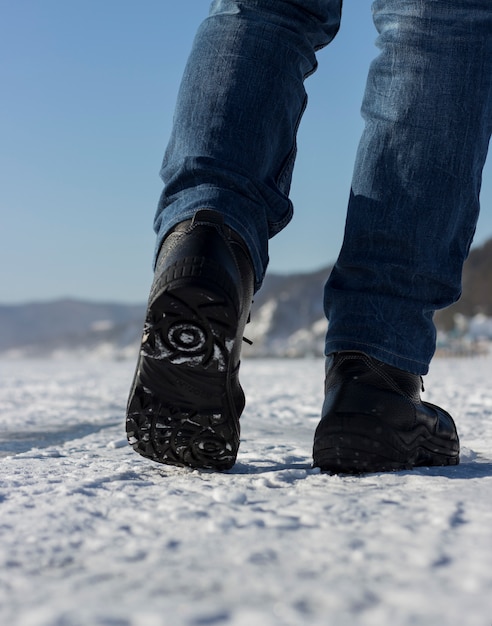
[0,356,491,626]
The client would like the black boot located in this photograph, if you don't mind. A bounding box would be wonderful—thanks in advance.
[126,210,254,470]
[313,351,460,474]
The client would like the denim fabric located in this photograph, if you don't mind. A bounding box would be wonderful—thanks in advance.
[324,1,492,373]
[154,0,343,289]
[154,0,492,374]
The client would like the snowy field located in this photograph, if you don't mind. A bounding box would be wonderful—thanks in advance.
[0,355,491,626]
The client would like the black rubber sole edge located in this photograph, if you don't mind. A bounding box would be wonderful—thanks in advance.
[313,415,460,475]
[126,263,243,471]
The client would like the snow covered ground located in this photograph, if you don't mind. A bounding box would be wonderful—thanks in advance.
[0,355,491,626]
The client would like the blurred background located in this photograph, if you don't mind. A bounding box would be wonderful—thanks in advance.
[2,0,492,305]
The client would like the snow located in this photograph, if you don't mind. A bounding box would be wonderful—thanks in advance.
[0,355,491,626]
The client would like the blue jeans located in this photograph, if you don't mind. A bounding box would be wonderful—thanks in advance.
[154,0,492,375]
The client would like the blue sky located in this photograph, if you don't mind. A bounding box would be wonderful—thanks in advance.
[2,1,492,304]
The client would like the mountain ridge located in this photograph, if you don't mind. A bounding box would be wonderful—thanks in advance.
[1,237,491,358]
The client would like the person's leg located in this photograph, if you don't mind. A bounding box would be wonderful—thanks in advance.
[154,0,343,292]
[127,0,343,469]
[324,0,492,375]
[315,0,492,473]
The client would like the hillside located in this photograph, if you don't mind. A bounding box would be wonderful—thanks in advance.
[0,237,491,358]
[435,238,492,329]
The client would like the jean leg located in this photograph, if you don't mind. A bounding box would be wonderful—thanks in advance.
[154,0,342,291]
[325,0,492,374]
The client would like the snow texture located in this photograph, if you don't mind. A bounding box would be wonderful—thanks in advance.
[0,356,491,626]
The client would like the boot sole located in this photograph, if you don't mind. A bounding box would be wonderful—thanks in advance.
[126,258,243,470]
[313,413,460,474]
